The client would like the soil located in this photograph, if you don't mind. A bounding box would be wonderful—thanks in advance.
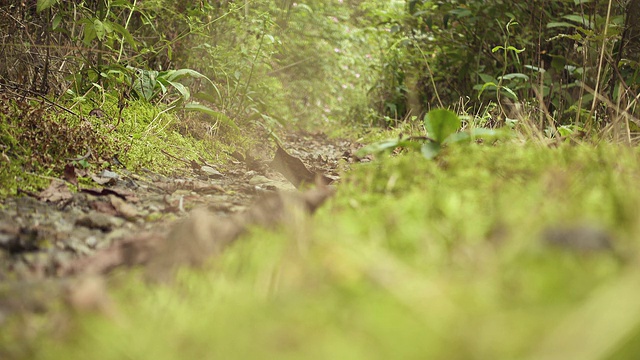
[0,131,362,283]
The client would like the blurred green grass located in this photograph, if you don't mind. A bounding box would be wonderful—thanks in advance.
[10,142,640,359]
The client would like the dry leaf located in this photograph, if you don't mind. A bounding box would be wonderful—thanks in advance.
[63,187,334,281]
[270,143,332,188]
[63,164,78,188]
[38,180,73,202]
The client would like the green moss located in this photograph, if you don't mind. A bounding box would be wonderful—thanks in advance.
[84,100,238,174]
[0,162,50,197]
[8,142,640,359]
[0,97,246,198]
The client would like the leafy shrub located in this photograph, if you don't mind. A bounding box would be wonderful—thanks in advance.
[358,108,509,159]
[364,0,635,131]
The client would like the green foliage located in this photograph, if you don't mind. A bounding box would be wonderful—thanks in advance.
[424,108,460,143]
[475,20,528,103]
[363,0,633,131]
[9,144,640,359]
[359,109,508,159]
[0,94,231,198]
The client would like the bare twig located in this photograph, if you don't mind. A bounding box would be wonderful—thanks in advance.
[0,83,80,117]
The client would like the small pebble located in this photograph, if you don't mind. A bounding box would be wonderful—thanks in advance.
[542,224,613,252]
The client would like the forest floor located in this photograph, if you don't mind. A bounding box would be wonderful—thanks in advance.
[3,109,640,359]
[0,131,353,282]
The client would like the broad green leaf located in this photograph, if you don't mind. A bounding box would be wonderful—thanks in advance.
[164,69,221,102]
[397,140,424,151]
[164,69,185,82]
[478,73,498,84]
[194,92,219,104]
[501,86,519,100]
[449,8,472,18]
[52,14,62,30]
[37,0,57,12]
[442,128,511,145]
[165,69,209,82]
[477,81,498,98]
[93,19,106,41]
[183,104,239,131]
[130,68,158,101]
[424,109,461,144]
[421,142,441,159]
[91,82,103,91]
[558,125,574,137]
[155,77,169,94]
[82,22,97,45]
[547,21,577,28]
[102,20,113,34]
[563,14,593,28]
[167,80,190,101]
[109,22,137,50]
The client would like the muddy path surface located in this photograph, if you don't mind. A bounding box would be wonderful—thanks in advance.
[0,132,362,287]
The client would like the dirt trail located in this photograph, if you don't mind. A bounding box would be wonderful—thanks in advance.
[0,132,359,286]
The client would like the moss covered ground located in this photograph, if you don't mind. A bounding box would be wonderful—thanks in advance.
[0,98,239,198]
[5,141,640,359]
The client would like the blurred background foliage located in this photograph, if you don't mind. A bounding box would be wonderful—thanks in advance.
[0,0,377,135]
[364,0,639,132]
[0,0,638,135]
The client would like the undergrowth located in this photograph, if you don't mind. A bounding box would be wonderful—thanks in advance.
[0,96,237,197]
[5,142,640,359]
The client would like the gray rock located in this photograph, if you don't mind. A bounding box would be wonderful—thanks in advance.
[201,166,223,178]
[542,224,613,252]
[99,170,119,179]
[75,212,125,231]
[249,175,271,185]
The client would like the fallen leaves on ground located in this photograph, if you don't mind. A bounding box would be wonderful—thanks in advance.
[64,186,336,281]
[270,143,332,188]
[37,180,73,203]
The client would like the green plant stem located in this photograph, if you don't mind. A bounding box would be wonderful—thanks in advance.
[587,0,613,131]
[496,19,511,115]
[414,44,443,108]
[235,21,267,118]
[117,0,137,63]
